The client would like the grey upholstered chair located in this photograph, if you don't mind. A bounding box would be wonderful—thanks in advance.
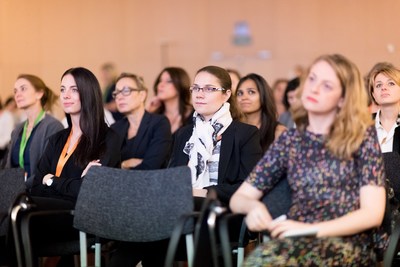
[0,168,25,236]
[73,165,194,267]
[0,168,25,265]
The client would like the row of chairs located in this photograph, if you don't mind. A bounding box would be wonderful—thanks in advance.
[1,165,400,267]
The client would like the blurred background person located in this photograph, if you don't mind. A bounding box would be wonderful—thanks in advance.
[226,68,241,94]
[100,62,123,121]
[236,73,286,152]
[272,78,288,117]
[0,98,14,168]
[278,77,300,129]
[147,67,193,134]
[6,74,64,188]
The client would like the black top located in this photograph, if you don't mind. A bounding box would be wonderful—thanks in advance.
[31,127,122,204]
[111,111,172,170]
[169,120,262,204]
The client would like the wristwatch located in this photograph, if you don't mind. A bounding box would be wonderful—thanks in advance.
[46,177,54,186]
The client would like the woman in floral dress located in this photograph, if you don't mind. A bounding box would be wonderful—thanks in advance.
[230,54,387,266]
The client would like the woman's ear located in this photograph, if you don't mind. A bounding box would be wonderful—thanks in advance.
[337,97,344,108]
[224,89,232,102]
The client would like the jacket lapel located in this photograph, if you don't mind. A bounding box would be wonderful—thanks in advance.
[218,122,235,181]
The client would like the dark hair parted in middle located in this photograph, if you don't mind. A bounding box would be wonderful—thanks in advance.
[236,73,279,151]
[153,67,192,126]
[61,67,108,167]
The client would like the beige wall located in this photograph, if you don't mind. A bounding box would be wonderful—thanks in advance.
[1,0,399,117]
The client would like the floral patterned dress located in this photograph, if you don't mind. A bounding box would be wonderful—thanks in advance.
[244,126,387,266]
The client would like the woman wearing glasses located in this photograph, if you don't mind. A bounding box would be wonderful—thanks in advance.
[169,65,262,206]
[110,73,172,170]
[108,66,262,267]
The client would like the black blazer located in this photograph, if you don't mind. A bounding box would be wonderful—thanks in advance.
[31,127,122,204]
[111,111,172,170]
[372,112,400,154]
[169,120,262,204]
[393,127,400,154]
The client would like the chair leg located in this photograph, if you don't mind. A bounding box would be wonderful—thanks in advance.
[185,234,194,267]
[11,204,25,267]
[79,232,87,267]
[94,242,101,267]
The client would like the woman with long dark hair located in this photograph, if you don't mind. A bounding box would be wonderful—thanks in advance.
[147,67,193,134]
[236,73,286,152]
[31,67,121,205]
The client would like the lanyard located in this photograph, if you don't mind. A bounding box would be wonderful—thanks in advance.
[55,130,80,177]
[19,110,45,168]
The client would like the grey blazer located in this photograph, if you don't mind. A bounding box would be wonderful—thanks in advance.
[6,114,64,188]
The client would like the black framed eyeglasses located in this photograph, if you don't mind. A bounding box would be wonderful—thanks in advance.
[189,85,226,94]
[112,87,142,98]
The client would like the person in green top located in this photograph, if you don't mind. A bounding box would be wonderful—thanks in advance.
[6,74,64,188]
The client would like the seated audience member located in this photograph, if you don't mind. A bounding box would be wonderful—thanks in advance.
[0,98,14,167]
[367,62,400,222]
[111,73,172,170]
[146,67,193,134]
[278,77,300,128]
[230,54,387,266]
[272,78,289,117]
[109,66,261,267]
[226,68,241,94]
[100,62,124,121]
[367,62,400,154]
[169,65,263,206]
[31,67,121,205]
[236,73,286,152]
[6,74,64,187]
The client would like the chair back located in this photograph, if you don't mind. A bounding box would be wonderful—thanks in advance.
[0,168,25,236]
[73,166,194,242]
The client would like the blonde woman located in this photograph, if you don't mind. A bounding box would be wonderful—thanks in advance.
[368,62,400,154]
[230,54,387,266]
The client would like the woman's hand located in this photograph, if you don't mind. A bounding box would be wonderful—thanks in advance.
[121,158,143,169]
[193,188,208,197]
[245,201,273,232]
[269,219,312,239]
[81,159,101,177]
[42,173,54,185]
[145,96,161,113]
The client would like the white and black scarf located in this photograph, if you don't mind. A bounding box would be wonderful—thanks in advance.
[183,103,233,188]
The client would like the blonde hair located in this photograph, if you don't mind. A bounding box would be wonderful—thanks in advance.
[367,62,400,105]
[292,54,372,159]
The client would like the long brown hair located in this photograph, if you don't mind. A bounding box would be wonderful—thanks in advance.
[17,74,58,112]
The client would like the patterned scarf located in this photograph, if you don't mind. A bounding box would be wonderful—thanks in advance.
[183,103,233,188]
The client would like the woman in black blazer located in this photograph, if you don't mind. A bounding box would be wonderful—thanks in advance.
[111,73,172,170]
[31,67,122,205]
[169,65,263,206]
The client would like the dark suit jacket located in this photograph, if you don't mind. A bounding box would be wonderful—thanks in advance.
[169,120,262,204]
[393,127,400,154]
[372,112,400,153]
[111,111,172,170]
[31,127,122,204]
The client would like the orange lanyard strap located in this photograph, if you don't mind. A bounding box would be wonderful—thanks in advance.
[55,131,79,177]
